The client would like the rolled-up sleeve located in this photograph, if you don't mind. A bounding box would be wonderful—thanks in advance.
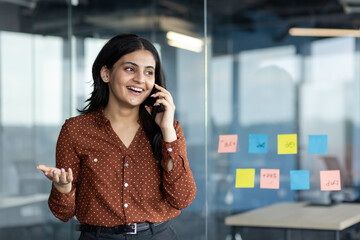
[161,121,197,210]
[48,120,80,222]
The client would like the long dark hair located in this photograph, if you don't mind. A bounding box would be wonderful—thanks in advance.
[79,34,166,161]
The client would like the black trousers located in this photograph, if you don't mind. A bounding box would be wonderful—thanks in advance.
[78,221,179,240]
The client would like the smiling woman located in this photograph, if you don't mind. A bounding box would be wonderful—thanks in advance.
[101,50,156,109]
[36,34,197,240]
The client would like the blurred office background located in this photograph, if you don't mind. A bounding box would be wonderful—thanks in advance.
[0,0,360,239]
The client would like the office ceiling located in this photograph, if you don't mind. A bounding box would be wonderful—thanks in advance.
[210,0,360,30]
[1,0,359,38]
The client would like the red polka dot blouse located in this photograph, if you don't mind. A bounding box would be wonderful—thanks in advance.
[48,109,197,227]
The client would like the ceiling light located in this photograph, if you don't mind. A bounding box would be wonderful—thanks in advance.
[340,0,360,14]
[166,31,204,52]
[71,0,79,6]
[289,28,360,37]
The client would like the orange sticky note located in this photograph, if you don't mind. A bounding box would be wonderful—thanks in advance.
[278,134,298,154]
[218,135,238,153]
[260,169,280,189]
[320,170,341,191]
[235,169,255,188]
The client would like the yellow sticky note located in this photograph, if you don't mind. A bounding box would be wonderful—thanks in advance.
[278,134,298,154]
[235,169,255,188]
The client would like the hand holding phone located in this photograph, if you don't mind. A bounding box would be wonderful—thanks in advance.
[144,86,165,120]
[144,84,177,142]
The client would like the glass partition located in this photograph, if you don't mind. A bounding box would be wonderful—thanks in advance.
[207,0,360,239]
[0,1,205,239]
[1,0,360,239]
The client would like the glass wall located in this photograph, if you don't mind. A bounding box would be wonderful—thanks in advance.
[1,0,360,240]
[207,0,360,239]
[0,1,205,239]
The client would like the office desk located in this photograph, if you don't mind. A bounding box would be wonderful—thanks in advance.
[225,202,360,240]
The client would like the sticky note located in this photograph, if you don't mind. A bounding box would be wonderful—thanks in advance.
[260,169,280,189]
[290,170,310,190]
[320,170,341,191]
[235,169,255,188]
[308,135,328,154]
[218,135,238,153]
[249,134,268,154]
[278,134,297,154]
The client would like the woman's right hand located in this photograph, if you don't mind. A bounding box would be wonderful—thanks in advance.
[37,164,73,194]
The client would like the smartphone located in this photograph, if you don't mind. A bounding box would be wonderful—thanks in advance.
[143,87,165,120]
[143,87,158,106]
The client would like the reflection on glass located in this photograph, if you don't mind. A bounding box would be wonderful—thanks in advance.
[300,37,358,195]
[0,1,206,238]
[239,46,297,126]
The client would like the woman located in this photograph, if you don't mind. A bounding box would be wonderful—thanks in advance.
[37,33,197,240]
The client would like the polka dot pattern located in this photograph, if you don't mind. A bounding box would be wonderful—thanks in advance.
[48,109,197,227]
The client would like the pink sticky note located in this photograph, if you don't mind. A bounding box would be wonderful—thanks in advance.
[260,169,280,189]
[218,135,238,153]
[320,170,341,191]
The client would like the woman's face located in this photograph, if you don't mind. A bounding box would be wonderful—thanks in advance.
[102,49,156,109]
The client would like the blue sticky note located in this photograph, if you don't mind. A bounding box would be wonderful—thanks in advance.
[248,134,268,154]
[290,170,310,190]
[308,135,328,154]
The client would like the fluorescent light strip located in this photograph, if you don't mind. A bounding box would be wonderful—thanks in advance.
[289,27,360,38]
[167,39,203,52]
[166,31,204,52]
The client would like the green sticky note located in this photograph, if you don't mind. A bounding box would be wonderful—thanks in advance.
[278,134,298,154]
[235,169,255,188]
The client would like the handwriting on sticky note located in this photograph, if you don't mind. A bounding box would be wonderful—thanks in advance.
[248,134,268,154]
[320,170,341,191]
[260,169,280,189]
[218,135,238,153]
[326,180,340,187]
[235,169,255,188]
[278,134,297,154]
[257,142,265,148]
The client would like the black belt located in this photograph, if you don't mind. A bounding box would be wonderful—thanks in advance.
[76,222,164,235]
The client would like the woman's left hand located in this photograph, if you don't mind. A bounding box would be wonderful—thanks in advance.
[145,84,177,142]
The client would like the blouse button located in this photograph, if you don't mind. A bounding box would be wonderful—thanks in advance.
[168,148,173,152]
[124,183,129,187]
[124,203,129,208]
[124,163,129,167]
[94,158,98,162]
